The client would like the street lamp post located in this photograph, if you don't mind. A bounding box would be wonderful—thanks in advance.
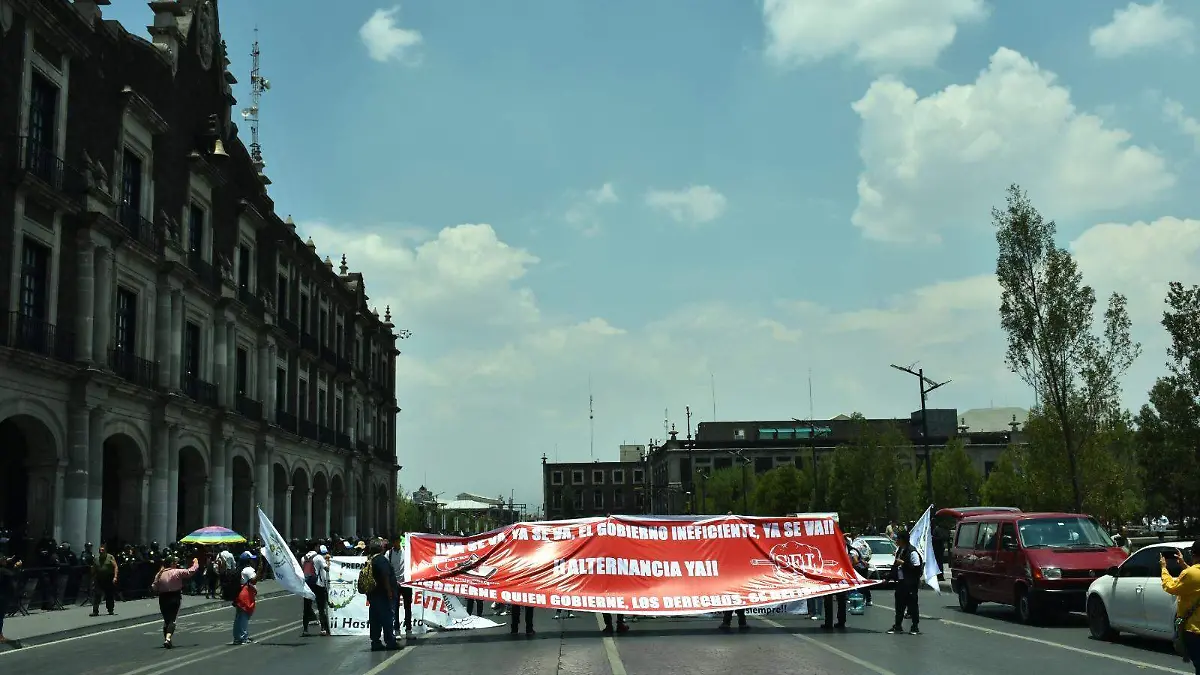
[729,450,751,514]
[890,364,951,506]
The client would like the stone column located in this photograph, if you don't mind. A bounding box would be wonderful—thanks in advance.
[93,247,114,363]
[54,461,65,541]
[169,289,183,390]
[257,341,270,419]
[64,404,90,547]
[305,489,314,539]
[323,497,331,540]
[85,408,104,547]
[165,426,179,542]
[209,437,227,526]
[75,239,95,364]
[148,421,171,545]
[345,468,358,536]
[226,320,236,405]
[202,480,210,525]
[284,486,294,539]
[254,446,269,527]
[267,345,278,422]
[140,471,151,543]
[155,281,172,388]
[214,319,228,404]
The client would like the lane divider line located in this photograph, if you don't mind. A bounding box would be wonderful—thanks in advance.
[594,613,629,675]
[362,645,416,675]
[757,617,898,675]
[120,620,302,675]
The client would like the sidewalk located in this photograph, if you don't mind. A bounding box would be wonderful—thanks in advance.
[1,580,284,648]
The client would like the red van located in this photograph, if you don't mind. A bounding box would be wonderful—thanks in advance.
[949,511,1127,624]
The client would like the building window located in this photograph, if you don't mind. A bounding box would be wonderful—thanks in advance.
[632,469,644,484]
[187,204,204,254]
[335,397,343,432]
[183,321,200,381]
[571,470,584,485]
[18,238,49,320]
[734,428,745,440]
[122,150,143,216]
[551,471,563,485]
[114,288,137,354]
[614,489,624,507]
[319,309,328,346]
[317,389,327,425]
[235,348,248,396]
[593,491,604,509]
[551,491,562,508]
[28,74,57,153]
[573,491,583,510]
[612,469,624,484]
[300,294,310,332]
[275,367,287,412]
[592,470,604,484]
[237,244,251,289]
[276,274,288,317]
[298,379,308,420]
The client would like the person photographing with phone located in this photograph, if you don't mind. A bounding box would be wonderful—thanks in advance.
[1161,542,1200,671]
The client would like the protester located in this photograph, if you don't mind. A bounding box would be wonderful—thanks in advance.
[719,609,747,631]
[1161,541,1200,671]
[364,540,400,651]
[232,567,258,645]
[0,555,21,643]
[509,602,534,636]
[386,535,412,635]
[90,544,118,616]
[601,613,628,634]
[151,556,199,649]
[300,544,330,637]
[888,530,922,635]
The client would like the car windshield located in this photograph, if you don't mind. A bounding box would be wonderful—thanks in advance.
[1017,517,1115,548]
[865,539,896,554]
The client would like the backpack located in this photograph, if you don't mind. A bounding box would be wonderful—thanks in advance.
[357,555,377,595]
[302,553,317,585]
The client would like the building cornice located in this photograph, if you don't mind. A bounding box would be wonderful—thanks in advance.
[120,86,170,135]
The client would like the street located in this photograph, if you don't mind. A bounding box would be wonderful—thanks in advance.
[1,589,1193,675]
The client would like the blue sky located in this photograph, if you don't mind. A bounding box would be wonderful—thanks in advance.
[107,1,1200,510]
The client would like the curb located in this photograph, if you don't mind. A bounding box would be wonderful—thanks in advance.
[1,590,290,650]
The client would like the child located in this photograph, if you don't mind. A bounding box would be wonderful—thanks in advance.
[232,567,258,645]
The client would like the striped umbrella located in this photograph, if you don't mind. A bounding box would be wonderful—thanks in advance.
[179,526,247,545]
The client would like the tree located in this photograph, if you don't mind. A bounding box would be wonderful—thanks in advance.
[751,465,811,516]
[993,185,1140,513]
[695,467,755,514]
[931,438,982,509]
[825,414,920,529]
[395,487,424,534]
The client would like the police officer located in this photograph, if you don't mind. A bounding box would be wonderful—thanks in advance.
[888,530,921,635]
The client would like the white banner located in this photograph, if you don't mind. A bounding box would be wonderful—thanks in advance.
[257,507,315,601]
[327,556,500,635]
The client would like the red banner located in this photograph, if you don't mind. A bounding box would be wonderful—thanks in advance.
[405,515,878,616]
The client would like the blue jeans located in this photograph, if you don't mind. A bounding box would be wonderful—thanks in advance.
[369,596,396,647]
[232,610,251,643]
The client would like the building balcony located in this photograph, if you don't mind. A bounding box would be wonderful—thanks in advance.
[336,432,352,450]
[1,312,74,363]
[318,425,336,445]
[279,318,299,341]
[276,409,297,433]
[237,286,264,314]
[108,348,158,389]
[12,136,84,194]
[337,355,352,374]
[320,346,337,367]
[181,374,219,407]
[356,439,369,454]
[187,252,217,290]
[117,202,160,252]
[298,419,319,441]
[373,446,394,463]
[299,332,318,354]
[236,395,263,420]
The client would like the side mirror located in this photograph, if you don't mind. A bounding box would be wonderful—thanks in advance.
[1001,535,1017,551]
[1106,566,1119,578]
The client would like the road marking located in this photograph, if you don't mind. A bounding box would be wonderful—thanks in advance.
[121,620,301,675]
[593,613,629,675]
[874,603,1190,675]
[757,617,897,675]
[361,646,415,675]
[0,594,286,656]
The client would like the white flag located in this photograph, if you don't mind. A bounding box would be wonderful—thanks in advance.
[907,505,942,594]
[257,507,315,600]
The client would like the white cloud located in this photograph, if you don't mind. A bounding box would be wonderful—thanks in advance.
[644,185,728,225]
[360,6,423,64]
[306,213,1200,510]
[1163,99,1200,150]
[851,47,1175,243]
[762,0,988,70]
[1090,1,1193,59]
[564,182,619,236]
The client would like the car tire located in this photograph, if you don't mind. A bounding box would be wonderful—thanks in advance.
[1015,588,1040,625]
[957,581,978,614]
[1086,596,1117,641]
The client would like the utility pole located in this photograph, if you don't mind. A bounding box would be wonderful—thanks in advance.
[685,406,693,512]
[729,450,750,514]
[890,364,951,507]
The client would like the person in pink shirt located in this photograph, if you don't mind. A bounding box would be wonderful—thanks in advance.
[152,556,200,649]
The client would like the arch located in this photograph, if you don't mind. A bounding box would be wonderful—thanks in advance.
[176,431,211,471]
[330,474,346,537]
[0,396,66,462]
[230,455,255,536]
[177,445,208,536]
[312,472,330,538]
[271,462,290,537]
[0,412,61,544]
[289,456,312,479]
[230,443,254,469]
[290,465,311,540]
[311,462,330,483]
[102,417,151,470]
[100,432,147,547]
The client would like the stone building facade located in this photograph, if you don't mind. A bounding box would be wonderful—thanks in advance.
[0,0,402,549]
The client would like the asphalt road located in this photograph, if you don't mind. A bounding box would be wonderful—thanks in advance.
[1,589,1195,675]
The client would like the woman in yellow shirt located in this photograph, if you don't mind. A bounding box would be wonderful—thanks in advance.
[1161,541,1200,672]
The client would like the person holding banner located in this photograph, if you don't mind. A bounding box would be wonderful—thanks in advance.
[509,603,534,636]
[387,535,412,636]
[601,613,628,634]
[719,609,747,631]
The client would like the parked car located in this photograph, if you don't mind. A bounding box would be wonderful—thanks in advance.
[950,511,1127,624]
[853,536,897,582]
[1085,541,1193,642]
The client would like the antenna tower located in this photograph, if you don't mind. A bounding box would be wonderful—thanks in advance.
[588,376,595,460]
[241,27,270,176]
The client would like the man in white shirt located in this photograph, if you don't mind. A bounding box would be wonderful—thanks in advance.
[387,535,412,635]
[301,544,330,636]
[888,531,923,635]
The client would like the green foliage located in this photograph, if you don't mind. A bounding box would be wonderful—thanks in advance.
[931,438,981,509]
[993,185,1140,512]
[394,486,425,534]
[750,464,812,516]
[824,415,923,530]
[695,467,756,514]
